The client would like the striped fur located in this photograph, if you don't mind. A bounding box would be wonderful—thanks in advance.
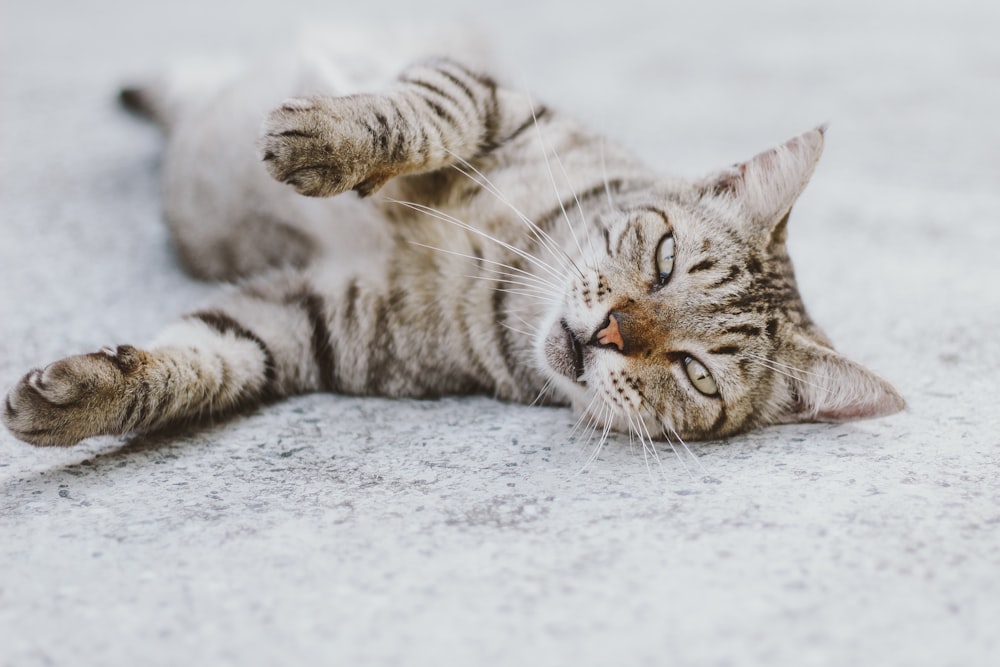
[3,39,903,447]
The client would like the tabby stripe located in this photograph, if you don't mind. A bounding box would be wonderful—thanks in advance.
[500,107,550,148]
[630,205,670,226]
[708,405,728,435]
[709,265,741,289]
[413,91,460,128]
[361,119,381,153]
[294,291,337,392]
[454,293,492,387]
[766,318,779,339]
[11,426,54,437]
[365,290,403,393]
[436,68,478,106]
[123,380,154,429]
[344,279,360,323]
[478,77,501,153]
[387,100,408,162]
[709,345,740,355]
[374,111,391,155]
[404,77,464,110]
[4,394,18,419]
[189,310,278,398]
[724,324,762,338]
[688,259,715,274]
[535,180,624,233]
[491,283,521,381]
[436,61,501,152]
[274,129,314,139]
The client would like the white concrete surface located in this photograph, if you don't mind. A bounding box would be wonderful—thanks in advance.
[1,1,998,665]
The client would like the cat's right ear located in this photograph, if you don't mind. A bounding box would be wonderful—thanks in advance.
[698,126,826,241]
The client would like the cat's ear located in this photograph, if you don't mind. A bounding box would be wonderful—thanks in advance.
[699,126,826,239]
[778,337,905,424]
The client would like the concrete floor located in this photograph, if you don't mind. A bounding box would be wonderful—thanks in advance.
[2,0,998,665]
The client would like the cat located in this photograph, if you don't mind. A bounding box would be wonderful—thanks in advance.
[1,35,904,449]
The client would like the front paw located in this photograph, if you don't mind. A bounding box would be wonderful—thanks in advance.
[2,346,144,446]
[259,96,387,198]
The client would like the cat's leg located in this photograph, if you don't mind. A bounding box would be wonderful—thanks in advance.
[260,58,541,198]
[3,271,341,447]
[2,261,508,447]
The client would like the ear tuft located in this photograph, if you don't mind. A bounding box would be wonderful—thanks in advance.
[700,126,826,231]
[783,340,905,424]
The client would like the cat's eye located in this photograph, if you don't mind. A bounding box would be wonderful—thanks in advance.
[684,355,719,396]
[655,234,675,285]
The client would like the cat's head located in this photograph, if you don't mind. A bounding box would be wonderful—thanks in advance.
[536,126,904,440]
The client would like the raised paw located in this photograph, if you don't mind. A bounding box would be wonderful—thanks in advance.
[259,96,394,198]
[2,345,149,446]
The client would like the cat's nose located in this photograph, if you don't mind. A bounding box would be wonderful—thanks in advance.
[591,313,626,352]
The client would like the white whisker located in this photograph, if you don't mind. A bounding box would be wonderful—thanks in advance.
[410,241,563,292]
[441,146,584,279]
[390,199,569,285]
[499,322,537,338]
[529,378,555,407]
[749,356,836,395]
[599,137,616,210]
[459,272,559,298]
[744,352,827,379]
[546,127,601,268]
[527,102,590,272]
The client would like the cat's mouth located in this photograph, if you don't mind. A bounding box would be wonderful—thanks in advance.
[541,318,588,386]
[562,320,587,384]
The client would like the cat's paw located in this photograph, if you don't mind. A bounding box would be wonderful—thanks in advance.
[259,96,389,198]
[2,346,147,446]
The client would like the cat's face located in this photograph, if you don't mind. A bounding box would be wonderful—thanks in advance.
[535,127,904,441]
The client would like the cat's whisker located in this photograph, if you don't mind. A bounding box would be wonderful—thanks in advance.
[599,137,616,210]
[582,410,615,472]
[495,288,560,305]
[499,322,538,339]
[663,423,705,477]
[438,143,582,278]
[529,378,555,407]
[635,410,671,483]
[568,390,606,441]
[545,125,601,271]
[744,352,827,379]
[451,164,583,281]
[633,393,705,476]
[626,411,656,482]
[527,101,592,274]
[748,356,836,396]
[459,272,560,300]
[509,313,540,334]
[412,241,563,292]
[579,401,617,473]
[441,148,585,280]
[389,199,569,285]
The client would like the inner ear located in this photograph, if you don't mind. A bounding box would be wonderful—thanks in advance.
[780,338,905,424]
[699,125,826,236]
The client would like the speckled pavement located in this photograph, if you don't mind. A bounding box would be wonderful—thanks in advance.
[2,1,998,665]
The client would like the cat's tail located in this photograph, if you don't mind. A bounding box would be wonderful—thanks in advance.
[118,57,244,131]
[118,85,166,126]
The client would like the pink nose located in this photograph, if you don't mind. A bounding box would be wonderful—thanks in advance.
[596,314,624,351]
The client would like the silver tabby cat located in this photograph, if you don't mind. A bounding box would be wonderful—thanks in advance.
[2,35,904,448]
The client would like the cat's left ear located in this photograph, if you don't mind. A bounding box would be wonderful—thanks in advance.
[778,336,905,424]
[699,126,826,242]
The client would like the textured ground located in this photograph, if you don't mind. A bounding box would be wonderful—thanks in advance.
[2,1,998,665]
